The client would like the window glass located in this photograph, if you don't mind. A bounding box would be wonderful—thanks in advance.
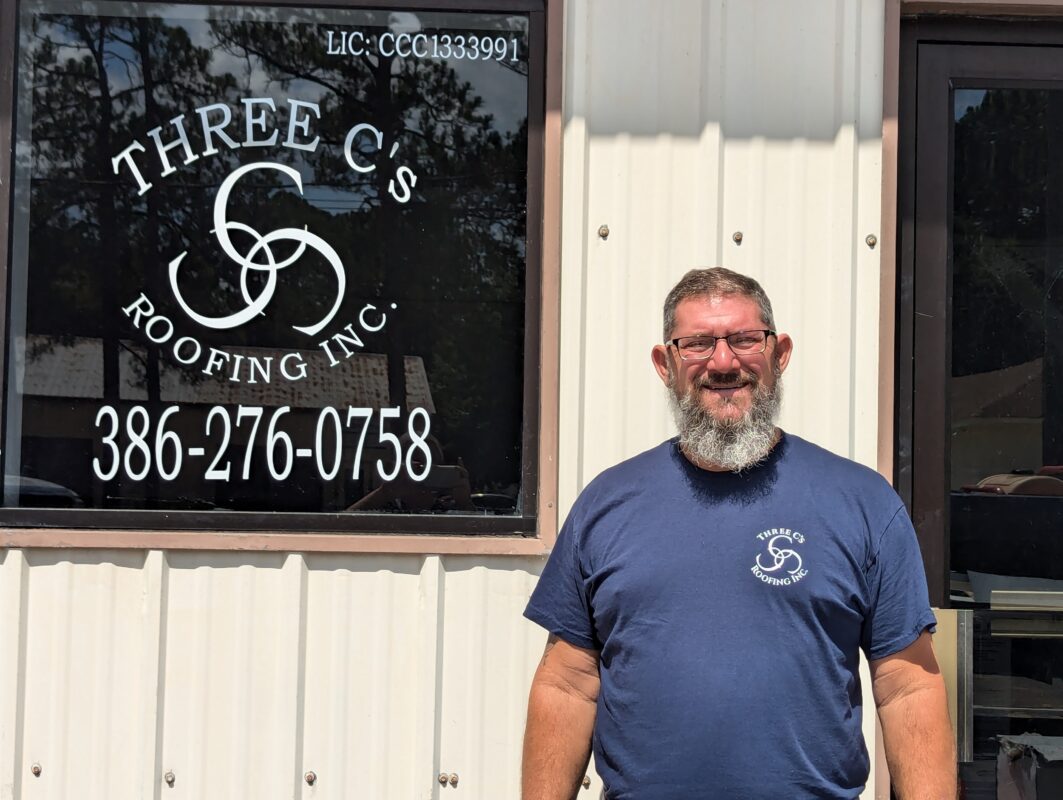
[6,0,535,521]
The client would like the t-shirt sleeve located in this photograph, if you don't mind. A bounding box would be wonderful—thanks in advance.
[524,514,599,650]
[860,505,938,661]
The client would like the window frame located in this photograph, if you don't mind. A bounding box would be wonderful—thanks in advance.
[0,0,561,554]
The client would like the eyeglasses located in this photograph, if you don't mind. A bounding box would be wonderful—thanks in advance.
[668,330,776,361]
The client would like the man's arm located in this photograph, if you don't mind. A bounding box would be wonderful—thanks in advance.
[870,630,957,800]
[522,634,600,800]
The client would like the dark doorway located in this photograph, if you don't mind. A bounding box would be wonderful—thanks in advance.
[899,18,1063,797]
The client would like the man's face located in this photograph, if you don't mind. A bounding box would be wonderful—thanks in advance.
[652,294,793,424]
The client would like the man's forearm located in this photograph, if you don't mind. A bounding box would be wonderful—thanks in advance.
[522,679,596,800]
[877,677,956,799]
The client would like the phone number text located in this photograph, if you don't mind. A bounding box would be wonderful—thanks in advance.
[92,404,432,484]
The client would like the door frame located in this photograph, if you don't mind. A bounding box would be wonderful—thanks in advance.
[897,19,1063,606]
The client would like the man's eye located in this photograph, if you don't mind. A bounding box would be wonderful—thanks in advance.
[683,338,714,352]
[730,335,759,349]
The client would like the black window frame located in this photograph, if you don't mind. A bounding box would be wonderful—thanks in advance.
[897,16,1063,603]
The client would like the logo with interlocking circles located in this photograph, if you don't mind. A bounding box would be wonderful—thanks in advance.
[756,534,803,574]
[751,528,808,586]
[168,161,344,337]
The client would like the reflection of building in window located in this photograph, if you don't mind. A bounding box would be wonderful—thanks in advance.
[346,434,475,513]
[14,335,438,511]
[18,335,435,410]
[951,357,1043,489]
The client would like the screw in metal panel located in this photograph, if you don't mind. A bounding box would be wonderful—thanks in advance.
[30,763,41,778]
[865,234,877,249]
[305,771,317,786]
[164,770,175,787]
[597,224,610,240]
[583,775,591,789]
[448,773,459,787]
[732,231,743,245]
[438,773,449,786]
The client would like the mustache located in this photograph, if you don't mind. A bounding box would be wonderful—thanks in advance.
[692,370,759,389]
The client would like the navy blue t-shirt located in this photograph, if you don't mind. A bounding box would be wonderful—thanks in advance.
[524,433,935,800]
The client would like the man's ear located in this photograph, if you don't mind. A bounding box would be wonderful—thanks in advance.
[773,333,794,373]
[651,344,674,386]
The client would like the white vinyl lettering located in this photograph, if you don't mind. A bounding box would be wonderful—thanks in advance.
[94,404,434,484]
[242,97,279,147]
[143,314,174,344]
[122,292,156,327]
[326,30,342,55]
[202,347,231,376]
[343,122,383,173]
[359,304,387,332]
[197,103,241,156]
[379,32,396,57]
[388,165,417,204]
[283,99,321,152]
[172,336,201,365]
[280,352,308,381]
[112,141,154,195]
[247,356,272,384]
[146,114,200,177]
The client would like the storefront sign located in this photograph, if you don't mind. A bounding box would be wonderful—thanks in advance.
[5,1,538,521]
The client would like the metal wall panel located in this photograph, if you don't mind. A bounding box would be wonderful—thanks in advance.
[556,1,887,796]
[0,550,550,800]
[3,549,161,800]
[436,558,557,797]
[297,554,431,800]
[558,0,886,512]
[158,551,306,800]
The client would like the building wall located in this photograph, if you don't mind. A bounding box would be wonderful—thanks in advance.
[557,0,887,795]
[0,549,546,800]
[0,1,890,798]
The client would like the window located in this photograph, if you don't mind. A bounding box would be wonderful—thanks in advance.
[1,0,546,535]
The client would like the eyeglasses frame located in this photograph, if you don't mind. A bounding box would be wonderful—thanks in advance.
[667,329,777,361]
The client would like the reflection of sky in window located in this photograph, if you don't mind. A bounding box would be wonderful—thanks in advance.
[955,89,988,121]
[26,2,529,129]
[22,0,529,217]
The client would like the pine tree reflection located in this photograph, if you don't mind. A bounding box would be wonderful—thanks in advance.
[17,6,529,513]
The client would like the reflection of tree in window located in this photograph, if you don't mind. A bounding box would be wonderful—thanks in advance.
[22,8,530,507]
[952,89,1050,378]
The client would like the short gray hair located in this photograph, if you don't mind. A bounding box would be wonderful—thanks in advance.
[662,267,776,340]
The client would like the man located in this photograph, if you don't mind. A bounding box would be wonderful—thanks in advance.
[522,268,955,799]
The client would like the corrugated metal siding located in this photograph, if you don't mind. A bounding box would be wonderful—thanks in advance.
[0,550,548,800]
[556,1,886,796]
[0,1,889,798]
[559,0,885,511]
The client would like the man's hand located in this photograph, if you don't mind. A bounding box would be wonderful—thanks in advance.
[522,635,601,800]
[870,630,957,799]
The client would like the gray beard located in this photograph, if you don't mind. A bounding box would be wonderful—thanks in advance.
[668,371,782,472]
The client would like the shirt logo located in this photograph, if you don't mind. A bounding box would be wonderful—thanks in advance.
[751,528,808,587]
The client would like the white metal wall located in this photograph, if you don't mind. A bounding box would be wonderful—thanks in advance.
[556,0,887,796]
[558,0,886,505]
[0,1,890,798]
[0,549,546,800]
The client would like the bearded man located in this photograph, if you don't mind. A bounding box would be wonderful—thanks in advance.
[522,268,955,800]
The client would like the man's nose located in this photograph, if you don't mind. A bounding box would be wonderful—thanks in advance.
[707,338,741,370]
